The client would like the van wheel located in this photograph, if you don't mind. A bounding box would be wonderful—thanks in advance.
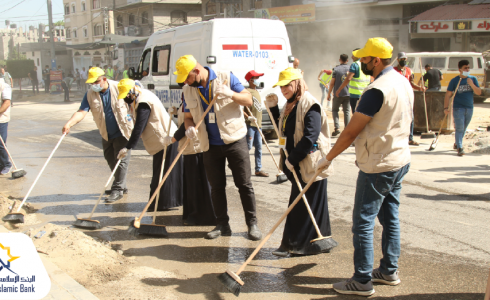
[474,96,487,103]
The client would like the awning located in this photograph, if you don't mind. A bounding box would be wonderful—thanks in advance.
[64,43,106,50]
[98,34,149,45]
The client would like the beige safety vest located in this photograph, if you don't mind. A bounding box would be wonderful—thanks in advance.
[135,89,177,156]
[183,70,247,145]
[355,68,413,174]
[278,91,334,182]
[177,102,208,155]
[86,80,133,141]
[0,82,11,123]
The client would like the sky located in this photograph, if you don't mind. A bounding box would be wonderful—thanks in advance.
[0,0,64,30]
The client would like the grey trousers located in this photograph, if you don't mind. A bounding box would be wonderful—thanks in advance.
[332,96,351,130]
[102,136,131,191]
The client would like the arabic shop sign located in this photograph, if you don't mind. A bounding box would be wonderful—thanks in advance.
[413,20,490,33]
[254,4,315,24]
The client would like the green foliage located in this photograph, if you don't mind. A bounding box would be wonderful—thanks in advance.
[54,20,65,26]
[6,60,35,79]
[8,47,26,61]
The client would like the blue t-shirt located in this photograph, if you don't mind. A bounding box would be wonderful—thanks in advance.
[183,67,245,146]
[447,75,479,109]
[349,61,361,99]
[79,89,123,140]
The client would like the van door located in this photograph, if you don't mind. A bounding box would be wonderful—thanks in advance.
[251,38,289,88]
[218,38,256,81]
[151,45,172,107]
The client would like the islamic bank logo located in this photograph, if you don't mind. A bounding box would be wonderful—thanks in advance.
[0,243,19,275]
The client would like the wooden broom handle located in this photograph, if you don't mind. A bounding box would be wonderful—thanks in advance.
[436,78,462,136]
[135,80,227,224]
[87,159,122,219]
[484,266,490,300]
[244,106,280,171]
[419,57,430,133]
[236,167,326,275]
[263,100,325,240]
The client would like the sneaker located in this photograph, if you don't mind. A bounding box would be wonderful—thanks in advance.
[255,171,269,177]
[332,129,341,137]
[0,166,12,175]
[371,268,401,285]
[105,188,128,195]
[333,278,375,296]
[453,143,457,150]
[457,148,465,156]
[106,190,123,203]
[247,224,262,241]
[408,140,419,146]
[205,224,232,239]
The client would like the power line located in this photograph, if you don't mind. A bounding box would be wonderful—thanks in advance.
[0,0,31,14]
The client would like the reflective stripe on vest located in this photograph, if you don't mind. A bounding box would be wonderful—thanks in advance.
[348,60,371,95]
[320,73,332,86]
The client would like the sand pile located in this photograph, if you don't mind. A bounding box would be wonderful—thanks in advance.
[464,130,490,154]
[0,194,38,229]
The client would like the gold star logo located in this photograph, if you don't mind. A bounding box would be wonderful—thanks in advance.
[0,243,20,262]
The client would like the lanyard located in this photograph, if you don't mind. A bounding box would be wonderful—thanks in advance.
[198,80,212,105]
[282,114,289,135]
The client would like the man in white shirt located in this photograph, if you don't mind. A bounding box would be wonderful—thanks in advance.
[0,82,13,175]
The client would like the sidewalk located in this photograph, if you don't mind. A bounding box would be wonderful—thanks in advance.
[0,226,99,300]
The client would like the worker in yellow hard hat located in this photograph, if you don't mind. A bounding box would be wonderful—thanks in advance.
[115,79,183,217]
[318,37,414,296]
[175,54,262,241]
[264,66,336,258]
[62,67,134,202]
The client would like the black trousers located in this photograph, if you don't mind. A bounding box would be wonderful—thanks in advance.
[32,80,39,93]
[61,81,69,101]
[203,136,257,226]
[45,79,50,93]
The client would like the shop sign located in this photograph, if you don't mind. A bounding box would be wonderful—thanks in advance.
[254,4,315,24]
[413,19,490,33]
[475,20,490,31]
[418,22,452,33]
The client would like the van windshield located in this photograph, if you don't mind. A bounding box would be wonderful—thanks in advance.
[448,57,473,70]
[138,49,151,77]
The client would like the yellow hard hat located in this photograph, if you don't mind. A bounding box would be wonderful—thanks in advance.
[174,55,197,83]
[353,38,393,59]
[86,67,106,84]
[273,67,302,88]
[117,78,135,100]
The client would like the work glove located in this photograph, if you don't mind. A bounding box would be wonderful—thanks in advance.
[247,116,257,123]
[117,148,128,160]
[216,80,234,99]
[315,157,332,172]
[185,126,198,140]
[168,106,178,115]
[265,94,278,108]
[285,159,294,172]
[163,136,173,147]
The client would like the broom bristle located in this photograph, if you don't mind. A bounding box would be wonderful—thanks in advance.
[276,173,288,184]
[138,224,168,237]
[11,169,26,179]
[2,213,24,223]
[73,219,102,230]
[128,220,139,236]
[218,272,242,297]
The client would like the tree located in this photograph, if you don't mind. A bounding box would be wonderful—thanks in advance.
[8,47,26,61]
[54,20,64,27]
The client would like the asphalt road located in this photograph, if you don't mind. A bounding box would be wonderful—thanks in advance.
[1,97,489,299]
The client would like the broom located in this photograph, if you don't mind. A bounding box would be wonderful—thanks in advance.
[419,58,436,139]
[218,166,328,296]
[3,133,66,223]
[137,115,173,237]
[73,159,122,229]
[263,99,330,243]
[243,107,287,183]
[0,135,27,179]
[128,80,228,235]
[429,77,462,151]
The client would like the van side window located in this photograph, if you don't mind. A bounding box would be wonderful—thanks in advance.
[138,49,151,77]
[152,45,171,75]
[478,58,482,69]
[421,57,445,69]
[448,57,472,70]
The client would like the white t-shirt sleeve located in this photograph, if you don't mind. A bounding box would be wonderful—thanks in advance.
[2,86,12,100]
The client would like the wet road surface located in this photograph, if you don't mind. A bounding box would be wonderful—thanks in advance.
[1,100,489,299]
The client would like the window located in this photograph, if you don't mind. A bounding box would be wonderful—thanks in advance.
[66,28,71,38]
[37,58,40,66]
[250,0,262,9]
[116,15,123,27]
[83,27,88,37]
[73,28,77,38]
[448,57,472,70]
[205,2,224,15]
[65,4,70,14]
[81,1,86,11]
[93,0,100,9]
[129,14,135,25]
[171,10,187,25]
[142,12,149,24]
[94,24,103,36]
[72,4,76,13]
[478,57,482,69]
[421,57,446,69]
[152,45,171,75]
[138,49,151,77]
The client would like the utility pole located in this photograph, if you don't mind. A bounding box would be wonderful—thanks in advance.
[47,0,56,69]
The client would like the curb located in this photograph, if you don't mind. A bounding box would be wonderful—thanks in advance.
[0,225,99,300]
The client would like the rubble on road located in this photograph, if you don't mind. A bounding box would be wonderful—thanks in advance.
[0,194,38,229]
[464,130,490,154]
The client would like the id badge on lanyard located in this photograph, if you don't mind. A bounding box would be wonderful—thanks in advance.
[209,112,216,123]
[279,114,288,149]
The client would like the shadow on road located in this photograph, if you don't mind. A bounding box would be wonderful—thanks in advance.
[405,192,490,201]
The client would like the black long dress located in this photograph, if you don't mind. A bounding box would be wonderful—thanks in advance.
[174,122,216,225]
[126,103,183,211]
[271,104,337,255]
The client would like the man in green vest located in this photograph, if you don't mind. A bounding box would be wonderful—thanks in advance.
[106,65,114,80]
[122,65,129,79]
[336,48,372,113]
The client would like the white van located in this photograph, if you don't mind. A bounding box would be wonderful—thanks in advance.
[129,18,295,133]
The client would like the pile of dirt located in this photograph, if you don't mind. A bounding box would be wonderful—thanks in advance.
[30,223,134,287]
[464,130,490,154]
[0,194,38,229]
